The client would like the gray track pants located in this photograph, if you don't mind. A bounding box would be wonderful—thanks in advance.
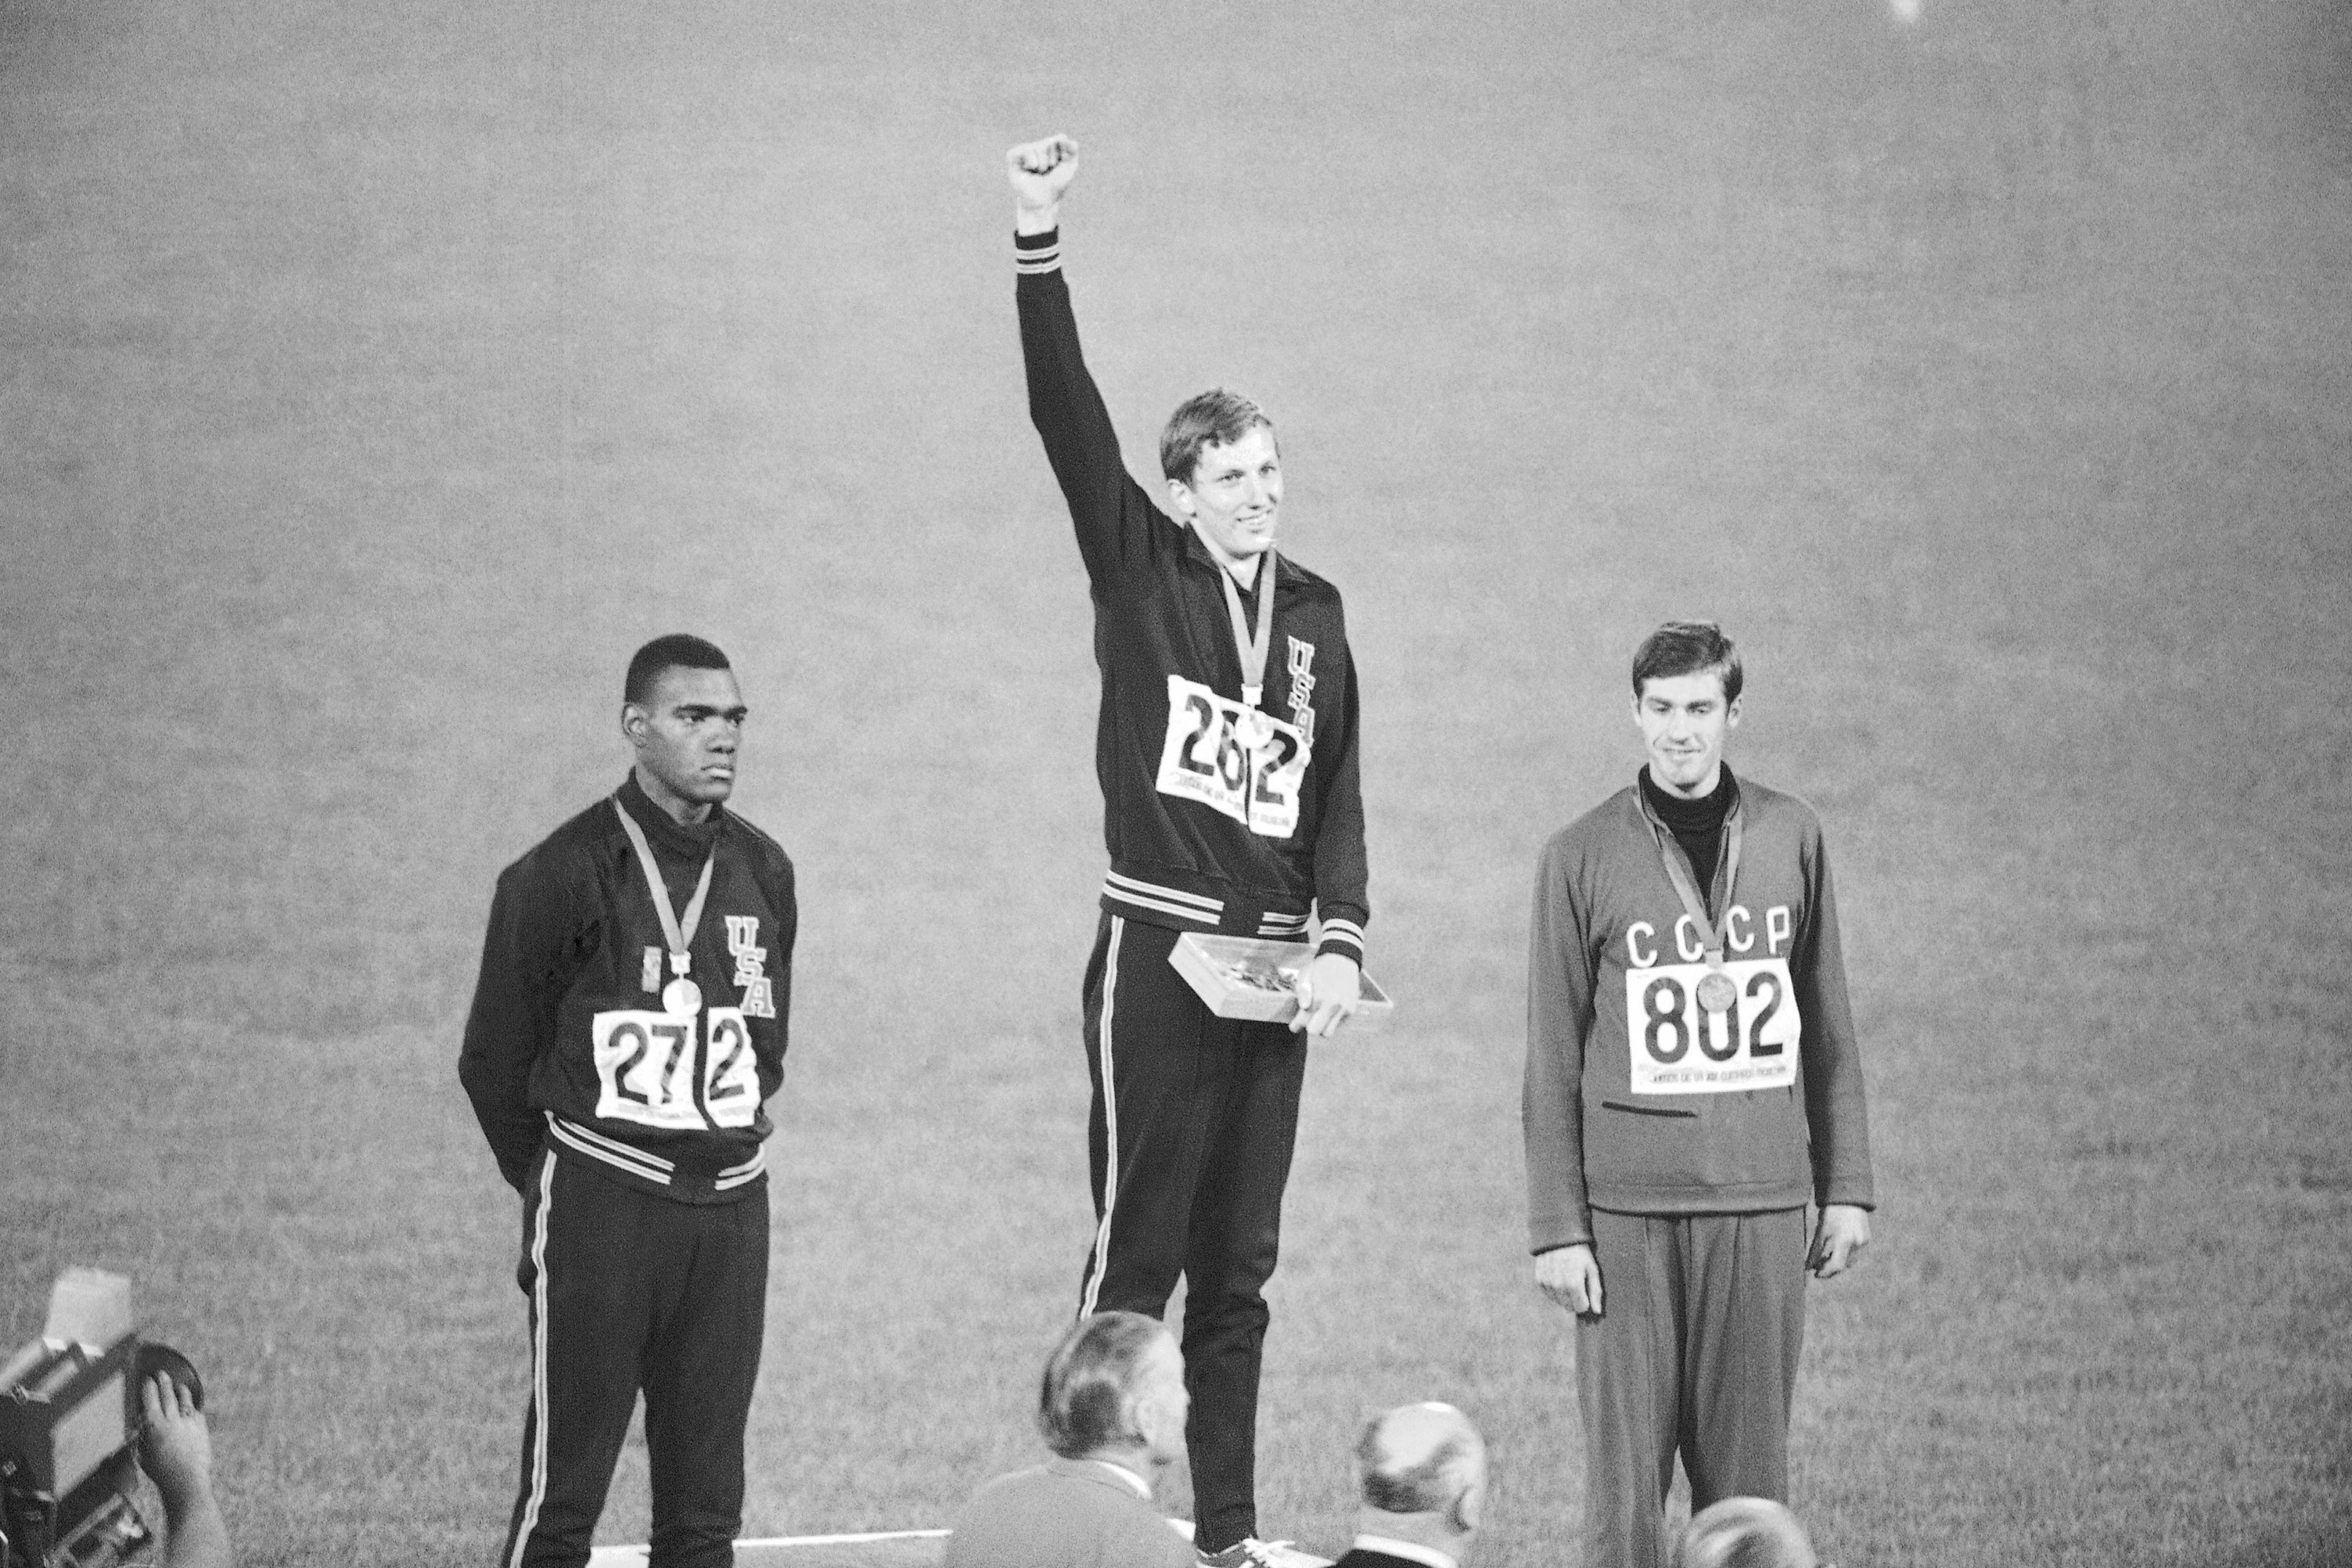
[1576,1207,1808,1568]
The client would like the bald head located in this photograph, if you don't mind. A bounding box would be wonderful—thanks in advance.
[1676,1498,1816,1568]
[1355,1403,1486,1525]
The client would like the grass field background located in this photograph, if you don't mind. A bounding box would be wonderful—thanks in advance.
[3,1,2349,1564]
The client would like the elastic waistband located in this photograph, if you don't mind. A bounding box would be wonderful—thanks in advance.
[1099,868,1311,940]
[545,1113,766,1201]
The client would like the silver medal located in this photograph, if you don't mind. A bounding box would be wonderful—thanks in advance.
[613,796,717,1026]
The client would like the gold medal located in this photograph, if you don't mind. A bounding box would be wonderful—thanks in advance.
[1217,552,1279,750]
[662,976,703,1017]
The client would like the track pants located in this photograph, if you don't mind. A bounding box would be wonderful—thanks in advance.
[1077,914,1309,1553]
[1575,1207,1807,1568]
[502,1149,769,1568]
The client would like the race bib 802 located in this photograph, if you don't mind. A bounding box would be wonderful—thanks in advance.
[1622,958,1801,1095]
[592,1006,760,1129]
[1155,675,1311,838]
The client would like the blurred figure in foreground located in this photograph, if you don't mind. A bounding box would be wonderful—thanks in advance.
[1676,1497,1818,1568]
[943,1313,1196,1568]
[1332,1404,1485,1568]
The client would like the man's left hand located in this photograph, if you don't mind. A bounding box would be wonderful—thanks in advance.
[1808,1204,1872,1278]
[1289,953,1361,1038]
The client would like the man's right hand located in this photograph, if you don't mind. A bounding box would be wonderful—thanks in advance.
[140,1371,234,1568]
[1535,1243,1604,1318]
[1006,134,1079,233]
[140,1372,213,1510]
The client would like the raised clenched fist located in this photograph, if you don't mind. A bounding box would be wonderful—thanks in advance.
[1006,134,1080,217]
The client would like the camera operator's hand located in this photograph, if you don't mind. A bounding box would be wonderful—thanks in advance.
[140,1373,232,1568]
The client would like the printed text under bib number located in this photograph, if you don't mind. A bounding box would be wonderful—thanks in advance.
[592,1007,760,1130]
[1155,675,1311,838]
[1624,958,1801,1095]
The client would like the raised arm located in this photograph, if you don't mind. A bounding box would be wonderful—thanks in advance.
[1008,134,1167,588]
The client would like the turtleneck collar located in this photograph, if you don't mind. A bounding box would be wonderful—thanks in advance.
[1639,761,1738,833]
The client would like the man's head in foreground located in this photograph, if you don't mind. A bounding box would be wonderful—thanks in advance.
[1631,619,1744,800]
[1676,1497,1818,1568]
[622,633,747,824]
[1161,390,1282,567]
[1354,1402,1487,1561]
[1037,1311,1190,1479]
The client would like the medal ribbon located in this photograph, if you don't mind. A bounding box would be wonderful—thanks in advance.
[1216,551,1278,711]
[613,797,714,979]
[1646,800,1744,967]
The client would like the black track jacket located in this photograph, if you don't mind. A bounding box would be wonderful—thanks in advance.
[1018,228,1370,962]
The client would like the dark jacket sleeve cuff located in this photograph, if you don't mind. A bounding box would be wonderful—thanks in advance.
[1015,227,1060,274]
[1314,922,1365,963]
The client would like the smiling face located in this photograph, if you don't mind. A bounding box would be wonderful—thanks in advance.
[1633,667,1741,798]
[624,664,747,823]
[1167,425,1283,565]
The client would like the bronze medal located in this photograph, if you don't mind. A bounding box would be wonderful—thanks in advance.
[1647,793,1746,1020]
[1696,969,1737,1014]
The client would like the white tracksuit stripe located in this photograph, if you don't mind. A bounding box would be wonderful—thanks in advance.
[508,1155,559,1568]
[1078,916,1125,1318]
[1103,871,1221,914]
[548,1117,673,1185]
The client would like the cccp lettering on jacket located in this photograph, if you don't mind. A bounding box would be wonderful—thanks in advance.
[1623,904,1794,968]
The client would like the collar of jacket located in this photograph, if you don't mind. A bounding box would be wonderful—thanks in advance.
[617,771,725,857]
[1178,520,1293,598]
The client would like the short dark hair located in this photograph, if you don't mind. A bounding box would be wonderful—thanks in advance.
[1036,1312,1167,1460]
[624,634,732,706]
[1160,388,1275,485]
[1632,620,1742,706]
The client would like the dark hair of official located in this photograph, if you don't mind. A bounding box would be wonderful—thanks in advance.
[1355,1419,1479,1516]
[1035,1311,1163,1459]
[625,633,732,705]
[1632,620,1743,706]
[1159,388,1275,485]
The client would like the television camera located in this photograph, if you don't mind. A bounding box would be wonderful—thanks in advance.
[2,1271,203,1568]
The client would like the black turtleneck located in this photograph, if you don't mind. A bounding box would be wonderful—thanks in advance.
[1640,764,1739,914]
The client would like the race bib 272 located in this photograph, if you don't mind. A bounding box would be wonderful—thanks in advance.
[591,1006,760,1130]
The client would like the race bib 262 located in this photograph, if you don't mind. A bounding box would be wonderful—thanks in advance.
[1155,675,1311,838]
[1622,958,1801,1095]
